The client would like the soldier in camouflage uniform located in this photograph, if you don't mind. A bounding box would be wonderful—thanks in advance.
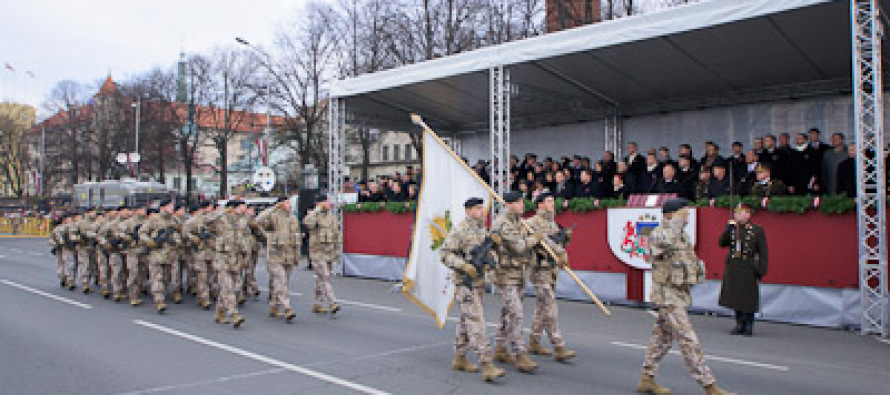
[491,191,541,374]
[49,213,76,288]
[184,201,216,309]
[95,208,120,299]
[171,203,189,303]
[303,195,341,314]
[63,212,84,290]
[72,209,98,294]
[106,207,130,302]
[440,197,506,382]
[120,205,147,306]
[525,193,576,362]
[138,200,182,313]
[637,198,734,395]
[255,197,301,322]
[243,206,263,300]
[211,200,247,328]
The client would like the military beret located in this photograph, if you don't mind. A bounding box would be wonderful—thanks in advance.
[226,200,245,208]
[463,197,484,208]
[158,199,173,207]
[316,195,329,204]
[534,192,553,205]
[146,207,160,215]
[734,202,753,212]
[276,196,288,203]
[662,198,689,214]
[198,201,212,209]
[503,191,524,203]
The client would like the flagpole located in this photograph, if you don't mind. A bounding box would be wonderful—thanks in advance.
[411,114,611,316]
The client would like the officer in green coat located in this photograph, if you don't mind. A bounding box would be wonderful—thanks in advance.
[718,202,768,336]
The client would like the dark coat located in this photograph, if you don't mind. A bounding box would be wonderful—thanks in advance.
[718,222,768,313]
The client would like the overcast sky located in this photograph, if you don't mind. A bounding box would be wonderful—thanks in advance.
[1,0,311,118]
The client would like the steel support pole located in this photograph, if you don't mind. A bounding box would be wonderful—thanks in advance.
[851,0,888,337]
[328,97,346,274]
[490,65,510,214]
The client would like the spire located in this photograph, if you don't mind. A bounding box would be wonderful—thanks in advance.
[97,74,116,96]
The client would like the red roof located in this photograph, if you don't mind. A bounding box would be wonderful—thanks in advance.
[97,76,116,97]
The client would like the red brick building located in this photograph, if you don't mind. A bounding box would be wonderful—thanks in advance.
[546,0,601,33]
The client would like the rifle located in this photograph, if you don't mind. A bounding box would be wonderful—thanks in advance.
[462,235,497,288]
[153,227,177,247]
[129,225,142,247]
[549,223,578,246]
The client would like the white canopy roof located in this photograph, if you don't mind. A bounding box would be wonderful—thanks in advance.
[331,0,875,131]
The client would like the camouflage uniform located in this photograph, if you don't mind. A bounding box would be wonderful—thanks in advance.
[49,220,70,285]
[118,213,146,302]
[255,205,301,313]
[492,211,538,356]
[304,207,340,308]
[138,211,182,306]
[184,212,214,306]
[72,215,98,291]
[95,214,120,296]
[210,211,246,319]
[103,214,127,299]
[526,209,568,349]
[440,216,493,364]
[642,217,715,387]
[242,216,263,297]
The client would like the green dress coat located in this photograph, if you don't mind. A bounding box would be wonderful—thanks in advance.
[718,222,768,313]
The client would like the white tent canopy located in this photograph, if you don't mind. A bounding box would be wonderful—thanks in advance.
[331,0,867,132]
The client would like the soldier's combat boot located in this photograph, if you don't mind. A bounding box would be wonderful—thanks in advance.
[553,345,576,362]
[67,280,76,291]
[329,302,341,315]
[237,294,245,306]
[269,306,281,318]
[514,353,538,373]
[311,304,328,314]
[201,300,212,310]
[156,302,167,314]
[481,362,506,382]
[231,313,245,329]
[636,374,671,394]
[451,354,479,373]
[130,298,143,307]
[284,308,296,323]
[493,345,515,364]
[214,309,229,324]
[101,289,110,299]
[59,278,66,288]
[703,384,735,395]
[527,337,552,356]
[82,286,92,294]
[113,292,125,302]
[171,292,182,304]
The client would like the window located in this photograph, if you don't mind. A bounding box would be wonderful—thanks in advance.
[173,177,181,189]
[241,139,252,150]
[394,145,401,161]
[382,146,389,161]
[405,144,412,161]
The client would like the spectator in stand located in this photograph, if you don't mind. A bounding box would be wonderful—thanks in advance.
[575,169,602,199]
[657,147,676,173]
[553,171,574,200]
[407,184,418,201]
[676,156,697,199]
[738,150,760,195]
[679,143,700,175]
[594,161,612,194]
[822,133,849,195]
[569,155,583,179]
[610,173,629,199]
[752,137,765,156]
[387,180,408,202]
[837,143,857,198]
[728,142,746,186]
[701,141,724,170]
[694,167,713,201]
[637,153,661,193]
[617,161,635,194]
[655,163,683,195]
[531,180,549,201]
[786,133,820,195]
[601,151,617,180]
[518,180,533,200]
[543,171,556,192]
[360,181,386,202]
[710,164,731,198]
[758,135,785,184]
[807,128,829,186]
[625,142,646,181]
[750,163,786,198]
[778,133,792,152]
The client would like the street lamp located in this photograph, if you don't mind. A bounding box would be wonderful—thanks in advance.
[131,98,141,177]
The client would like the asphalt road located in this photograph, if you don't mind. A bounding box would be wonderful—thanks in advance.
[1,236,888,395]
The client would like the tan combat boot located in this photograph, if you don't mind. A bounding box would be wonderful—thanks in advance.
[66,280,76,291]
[451,354,480,373]
[113,293,124,302]
[171,292,182,304]
[201,300,212,310]
[553,345,577,362]
[269,306,281,318]
[156,302,167,314]
[101,289,111,299]
[494,345,515,364]
[130,298,143,307]
[82,286,92,294]
[329,302,341,315]
[481,362,506,382]
[527,337,552,356]
[514,353,538,373]
[284,308,296,323]
[237,294,245,306]
[703,384,735,395]
[214,309,229,324]
[231,313,245,329]
[637,374,671,394]
[312,304,328,314]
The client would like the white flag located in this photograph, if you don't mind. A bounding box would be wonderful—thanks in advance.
[403,129,491,328]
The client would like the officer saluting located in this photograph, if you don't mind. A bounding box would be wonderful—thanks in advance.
[637,198,734,395]
[718,202,768,336]
[439,197,505,382]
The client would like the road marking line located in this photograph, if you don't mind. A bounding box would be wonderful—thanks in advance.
[0,279,92,309]
[113,368,287,395]
[610,341,790,371]
[337,299,402,312]
[258,287,303,297]
[28,252,44,256]
[133,320,391,395]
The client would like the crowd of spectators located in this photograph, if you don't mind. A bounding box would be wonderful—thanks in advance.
[352,166,422,203]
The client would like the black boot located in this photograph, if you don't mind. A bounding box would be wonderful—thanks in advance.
[730,312,744,335]
[742,313,754,337]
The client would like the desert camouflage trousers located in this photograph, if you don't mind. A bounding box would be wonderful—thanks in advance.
[642,306,716,386]
[125,251,146,301]
[267,257,294,310]
[454,285,493,364]
[495,284,526,354]
[108,253,125,295]
[530,283,565,347]
[76,248,95,288]
[313,260,337,306]
[148,251,180,304]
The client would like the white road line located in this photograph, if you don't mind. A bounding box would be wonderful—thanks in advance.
[337,299,402,313]
[133,320,391,395]
[610,341,790,372]
[113,368,286,395]
[28,252,44,256]
[0,255,6,259]
[0,279,93,310]
[258,287,303,297]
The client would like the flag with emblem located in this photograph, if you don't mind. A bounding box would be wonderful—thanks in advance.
[403,127,490,328]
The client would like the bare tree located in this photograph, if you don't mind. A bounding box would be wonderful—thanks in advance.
[122,68,183,184]
[0,104,33,197]
[43,80,90,188]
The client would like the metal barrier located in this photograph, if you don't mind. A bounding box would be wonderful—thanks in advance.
[0,217,52,236]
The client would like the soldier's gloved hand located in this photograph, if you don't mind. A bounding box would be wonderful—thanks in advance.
[557,253,569,268]
[490,233,502,245]
[461,263,478,278]
[146,240,157,249]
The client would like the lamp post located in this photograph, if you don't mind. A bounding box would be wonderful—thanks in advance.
[131,98,141,177]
